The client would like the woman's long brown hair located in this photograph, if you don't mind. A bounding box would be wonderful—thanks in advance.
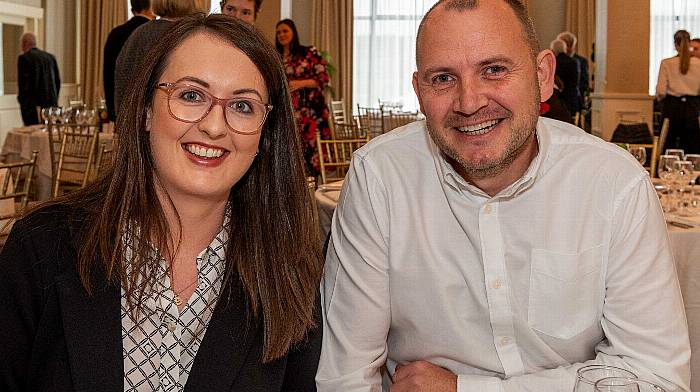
[46,14,323,362]
[675,29,691,75]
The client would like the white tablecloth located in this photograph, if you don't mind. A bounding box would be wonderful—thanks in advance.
[315,182,700,388]
[1,125,114,200]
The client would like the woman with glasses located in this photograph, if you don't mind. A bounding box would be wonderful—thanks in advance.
[656,29,700,154]
[0,14,323,391]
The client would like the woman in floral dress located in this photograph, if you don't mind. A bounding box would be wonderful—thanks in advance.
[276,19,332,177]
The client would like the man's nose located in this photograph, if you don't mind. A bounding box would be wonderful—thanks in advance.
[452,78,489,116]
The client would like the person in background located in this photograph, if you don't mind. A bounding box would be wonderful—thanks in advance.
[690,38,700,59]
[540,75,573,124]
[103,0,155,122]
[220,0,262,24]
[316,0,690,391]
[113,0,209,120]
[550,38,579,121]
[0,14,322,391]
[275,19,331,178]
[557,31,589,110]
[17,32,60,126]
[656,29,700,153]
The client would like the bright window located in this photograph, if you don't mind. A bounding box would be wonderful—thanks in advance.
[353,0,437,112]
[649,0,700,95]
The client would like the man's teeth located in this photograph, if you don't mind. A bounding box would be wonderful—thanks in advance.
[457,119,500,135]
[185,144,224,158]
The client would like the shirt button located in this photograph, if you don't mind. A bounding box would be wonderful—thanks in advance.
[167,321,176,332]
[500,336,511,346]
[491,278,502,289]
[484,204,492,214]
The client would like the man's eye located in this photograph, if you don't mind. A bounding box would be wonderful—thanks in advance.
[432,74,454,84]
[484,66,507,78]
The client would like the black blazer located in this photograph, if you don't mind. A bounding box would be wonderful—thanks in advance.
[17,48,60,125]
[554,52,581,115]
[0,205,321,391]
[103,15,150,122]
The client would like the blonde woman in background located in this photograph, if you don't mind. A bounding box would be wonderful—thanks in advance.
[114,0,210,118]
[656,29,700,153]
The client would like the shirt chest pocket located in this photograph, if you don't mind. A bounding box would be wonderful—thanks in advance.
[528,245,603,340]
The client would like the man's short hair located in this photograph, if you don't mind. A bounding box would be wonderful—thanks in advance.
[549,39,567,55]
[692,38,700,44]
[152,0,208,18]
[556,31,577,51]
[21,32,37,49]
[416,0,539,67]
[130,0,151,13]
[220,0,263,15]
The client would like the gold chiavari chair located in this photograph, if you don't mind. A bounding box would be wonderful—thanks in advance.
[92,141,113,181]
[0,151,38,242]
[316,131,370,185]
[329,100,349,125]
[356,105,386,138]
[52,131,99,197]
[387,111,419,131]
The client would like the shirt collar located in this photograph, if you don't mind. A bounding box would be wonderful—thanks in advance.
[432,117,551,201]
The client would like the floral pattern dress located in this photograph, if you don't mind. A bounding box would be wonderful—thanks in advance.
[284,46,331,177]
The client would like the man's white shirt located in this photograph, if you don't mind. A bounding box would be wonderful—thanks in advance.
[316,118,690,391]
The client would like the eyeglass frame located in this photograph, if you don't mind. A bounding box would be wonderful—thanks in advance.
[156,82,273,135]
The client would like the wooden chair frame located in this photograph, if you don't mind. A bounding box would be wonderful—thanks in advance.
[52,130,99,197]
[316,131,370,184]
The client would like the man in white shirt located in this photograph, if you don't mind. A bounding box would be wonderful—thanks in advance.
[316,0,691,391]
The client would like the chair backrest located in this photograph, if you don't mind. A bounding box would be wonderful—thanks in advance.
[387,111,419,131]
[93,141,113,181]
[332,122,367,140]
[52,130,99,197]
[329,100,348,125]
[356,105,386,138]
[656,118,670,164]
[0,151,38,236]
[316,131,370,184]
[626,141,657,177]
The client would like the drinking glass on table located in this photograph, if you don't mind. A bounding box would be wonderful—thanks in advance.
[665,148,685,160]
[49,106,62,125]
[628,146,646,166]
[674,160,694,215]
[574,365,637,392]
[594,377,666,392]
[684,154,700,211]
[40,107,51,127]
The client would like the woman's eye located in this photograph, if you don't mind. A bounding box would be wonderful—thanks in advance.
[230,100,254,114]
[178,89,205,103]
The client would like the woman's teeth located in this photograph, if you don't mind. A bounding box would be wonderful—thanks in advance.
[184,144,224,158]
[457,119,501,135]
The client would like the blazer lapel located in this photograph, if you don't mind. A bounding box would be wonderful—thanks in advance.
[185,284,261,392]
[56,268,123,392]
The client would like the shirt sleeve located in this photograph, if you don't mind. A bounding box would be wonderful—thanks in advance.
[455,174,690,392]
[316,153,391,391]
[656,60,669,100]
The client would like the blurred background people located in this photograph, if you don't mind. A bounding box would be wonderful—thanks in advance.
[557,31,589,111]
[275,18,331,178]
[220,0,262,24]
[16,32,60,126]
[113,0,209,120]
[656,29,700,153]
[540,75,573,124]
[103,0,155,122]
[691,38,700,59]
[1,15,322,391]
[550,38,579,122]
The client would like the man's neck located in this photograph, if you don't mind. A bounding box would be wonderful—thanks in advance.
[133,11,156,20]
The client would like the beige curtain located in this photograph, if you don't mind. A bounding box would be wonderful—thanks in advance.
[80,0,128,106]
[565,0,596,61]
[311,0,353,111]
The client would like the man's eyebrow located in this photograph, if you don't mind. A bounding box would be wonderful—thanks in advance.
[476,56,515,68]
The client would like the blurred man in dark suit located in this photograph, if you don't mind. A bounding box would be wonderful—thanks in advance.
[103,0,155,122]
[557,31,589,110]
[17,32,60,126]
[550,38,579,120]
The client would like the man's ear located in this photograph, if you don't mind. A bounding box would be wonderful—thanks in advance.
[412,71,426,115]
[535,49,556,102]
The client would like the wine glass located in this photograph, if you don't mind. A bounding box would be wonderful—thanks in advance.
[628,146,646,166]
[574,365,637,392]
[84,109,97,125]
[40,107,51,127]
[594,377,665,391]
[665,148,685,160]
[673,160,694,216]
[684,154,700,211]
[657,155,679,182]
[49,106,62,124]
